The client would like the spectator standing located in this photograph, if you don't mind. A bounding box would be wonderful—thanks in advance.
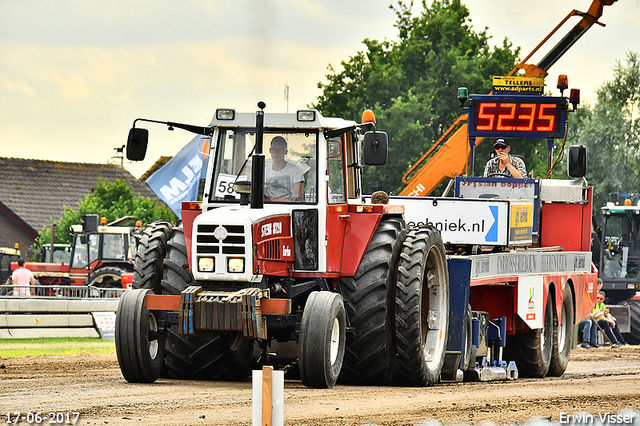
[11,259,35,296]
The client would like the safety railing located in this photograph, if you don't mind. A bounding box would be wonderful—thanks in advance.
[0,284,125,299]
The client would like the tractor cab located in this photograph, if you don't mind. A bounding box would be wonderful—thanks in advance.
[596,194,640,302]
[68,216,138,274]
[0,246,20,285]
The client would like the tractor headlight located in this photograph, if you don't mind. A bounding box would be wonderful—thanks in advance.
[198,257,215,272]
[227,257,244,273]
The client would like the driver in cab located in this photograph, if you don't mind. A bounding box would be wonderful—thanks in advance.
[483,138,526,179]
[265,136,304,200]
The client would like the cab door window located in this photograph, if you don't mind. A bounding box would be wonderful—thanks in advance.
[327,139,346,204]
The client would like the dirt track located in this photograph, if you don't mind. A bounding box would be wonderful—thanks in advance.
[1,346,639,426]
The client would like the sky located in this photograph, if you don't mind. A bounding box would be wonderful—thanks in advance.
[1,0,638,179]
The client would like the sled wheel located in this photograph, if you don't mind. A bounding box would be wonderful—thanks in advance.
[549,285,574,376]
[115,289,165,383]
[339,217,407,385]
[505,291,553,378]
[299,291,346,388]
[395,226,449,386]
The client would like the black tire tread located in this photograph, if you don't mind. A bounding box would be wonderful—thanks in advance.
[395,226,449,386]
[299,291,346,388]
[339,217,406,385]
[89,266,128,288]
[623,298,640,345]
[504,293,553,378]
[115,288,164,383]
[133,221,174,292]
[549,285,574,376]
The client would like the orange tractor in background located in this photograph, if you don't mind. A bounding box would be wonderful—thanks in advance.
[11,214,142,293]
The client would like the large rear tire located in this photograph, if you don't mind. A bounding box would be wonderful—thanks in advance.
[115,289,165,383]
[623,298,640,345]
[395,226,449,386]
[505,292,553,378]
[549,285,574,376]
[299,291,346,388]
[133,221,174,293]
[162,226,254,380]
[87,266,128,297]
[339,217,406,385]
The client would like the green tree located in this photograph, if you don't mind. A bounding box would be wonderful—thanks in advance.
[314,0,520,194]
[35,178,177,249]
[572,51,640,222]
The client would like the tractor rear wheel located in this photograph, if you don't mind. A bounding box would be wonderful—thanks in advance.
[162,226,254,380]
[87,266,128,297]
[505,292,553,378]
[299,291,346,388]
[623,298,640,345]
[133,221,174,293]
[339,217,406,385]
[395,226,449,386]
[549,285,574,376]
[115,289,165,383]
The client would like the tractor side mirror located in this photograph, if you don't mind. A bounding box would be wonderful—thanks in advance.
[363,131,388,165]
[126,128,149,161]
[567,145,586,178]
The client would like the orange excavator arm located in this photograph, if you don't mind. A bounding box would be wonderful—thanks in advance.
[399,0,617,197]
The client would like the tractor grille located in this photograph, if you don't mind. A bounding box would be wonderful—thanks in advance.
[262,239,280,261]
[196,224,246,255]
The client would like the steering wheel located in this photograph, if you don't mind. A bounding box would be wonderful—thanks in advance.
[486,172,511,178]
[265,182,292,200]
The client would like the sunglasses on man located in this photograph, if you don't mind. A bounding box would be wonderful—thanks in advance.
[494,144,508,150]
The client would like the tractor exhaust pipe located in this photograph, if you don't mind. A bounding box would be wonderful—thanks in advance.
[251,101,266,209]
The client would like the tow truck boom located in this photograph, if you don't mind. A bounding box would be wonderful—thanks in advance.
[399,0,618,197]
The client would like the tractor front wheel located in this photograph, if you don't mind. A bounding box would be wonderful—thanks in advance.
[115,289,165,383]
[299,291,346,389]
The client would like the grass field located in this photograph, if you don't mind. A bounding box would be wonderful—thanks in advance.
[0,337,116,358]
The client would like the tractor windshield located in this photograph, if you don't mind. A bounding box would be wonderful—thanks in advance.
[209,129,317,204]
[70,233,99,269]
[602,212,640,279]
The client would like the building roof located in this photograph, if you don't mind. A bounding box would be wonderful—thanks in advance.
[139,156,172,182]
[0,157,159,234]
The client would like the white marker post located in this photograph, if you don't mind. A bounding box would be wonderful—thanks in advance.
[252,366,284,426]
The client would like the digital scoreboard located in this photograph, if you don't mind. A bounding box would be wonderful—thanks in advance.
[468,94,568,139]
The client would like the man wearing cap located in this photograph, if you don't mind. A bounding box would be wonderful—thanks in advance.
[483,138,526,179]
